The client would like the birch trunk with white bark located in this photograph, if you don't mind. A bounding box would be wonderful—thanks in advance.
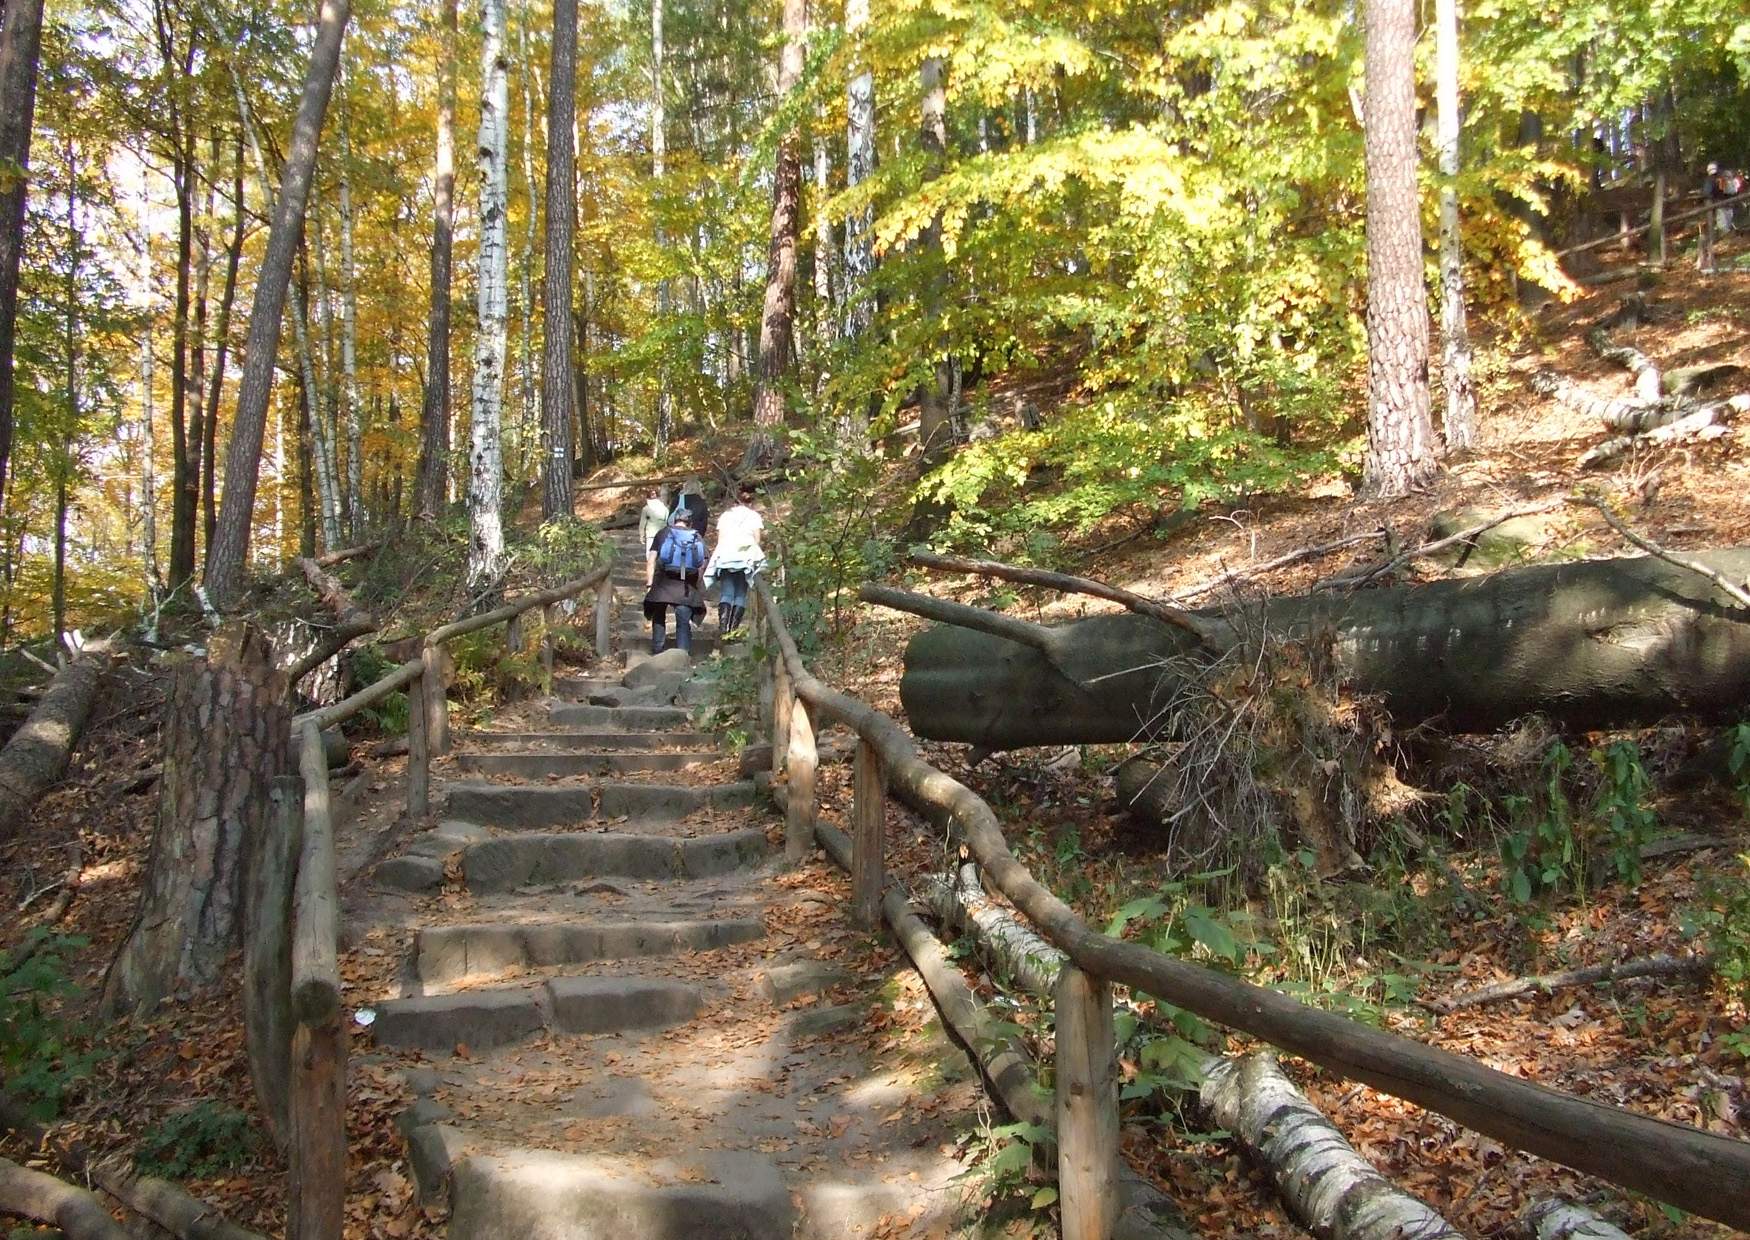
[338,90,364,539]
[1435,0,1476,452]
[466,0,510,599]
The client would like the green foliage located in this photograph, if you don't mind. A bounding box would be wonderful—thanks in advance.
[1499,739,1659,902]
[953,1118,1052,1210]
[346,645,410,735]
[1682,855,1750,1009]
[447,627,545,708]
[767,444,895,647]
[1589,740,1659,886]
[135,1102,260,1179]
[0,932,100,1122]
[1727,723,1750,814]
[510,516,607,580]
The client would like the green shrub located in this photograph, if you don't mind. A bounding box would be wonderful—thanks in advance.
[136,1101,259,1179]
[0,931,100,1122]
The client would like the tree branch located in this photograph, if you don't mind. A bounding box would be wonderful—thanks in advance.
[1318,501,1561,591]
[1170,530,1385,603]
[858,583,1067,662]
[1574,495,1750,611]
[1426,953,1716,1014]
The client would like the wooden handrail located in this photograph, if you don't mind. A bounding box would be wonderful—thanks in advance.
[1555,188,1750,258]
[749,578,1750,1232]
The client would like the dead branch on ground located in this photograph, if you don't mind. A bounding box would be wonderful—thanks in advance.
[1317,502,1561,591]
[1574,494,1750,610]
[1169,530,1386,603]
[1427,953,1716,1013]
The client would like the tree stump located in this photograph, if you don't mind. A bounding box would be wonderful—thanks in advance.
[103,624,291,1017]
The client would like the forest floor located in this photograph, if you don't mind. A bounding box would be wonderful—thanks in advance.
[0,244,1748,1238]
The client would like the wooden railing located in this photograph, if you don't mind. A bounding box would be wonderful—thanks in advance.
[276,562,614,1239]
[746,578,1750,1237]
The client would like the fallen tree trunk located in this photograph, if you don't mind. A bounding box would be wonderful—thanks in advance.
[895,549,1750,748]
[0,1157,128,1239]
[1200,1055,1461,1240]
[1428,952,1715,1013]
[0,648,110,846]
[1519,1199,1630,1240]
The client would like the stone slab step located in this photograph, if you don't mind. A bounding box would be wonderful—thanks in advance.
[374,976,706,1051]
[417,917,765,986]
[444,780,757,829]
[454,750,721,778]
[551,676,628,699]
[548,703,691,730]
[460,730,717,752]
[450,1150,793,1240]
[461,827,771,892]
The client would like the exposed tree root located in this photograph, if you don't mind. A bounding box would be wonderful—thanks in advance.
[1426,953,1716,1013]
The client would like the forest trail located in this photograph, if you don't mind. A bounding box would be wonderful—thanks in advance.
[348,527,970,1237]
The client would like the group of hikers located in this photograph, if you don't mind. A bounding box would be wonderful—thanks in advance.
[637,479,767,656]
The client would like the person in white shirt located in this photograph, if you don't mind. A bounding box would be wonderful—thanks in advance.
[638,485,671,551]
[703,485,766,638]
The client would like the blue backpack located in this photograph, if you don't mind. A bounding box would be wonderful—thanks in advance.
[659,527,704,575]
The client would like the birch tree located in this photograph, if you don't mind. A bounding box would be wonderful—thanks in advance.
[337,84,365,537]
[466,0,511,598]
[842,0,874,343]
[1435,0,1476,451]
[416,0,458,518]
[204,0,351,607]
[650,0,672,454]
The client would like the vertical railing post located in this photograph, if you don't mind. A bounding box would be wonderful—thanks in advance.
[407,661,430,819]
[785,697,817,861]
[851,738,884,928]
[594,575,613,660]
[421,643,448,757]
[506,612,524,654]
[243,773,303,1152]
[1055,965,1118,1240]
[541,602,557,691]
[772,654,793,780]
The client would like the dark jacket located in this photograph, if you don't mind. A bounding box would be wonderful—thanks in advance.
[679,492,709,532]
[644,527,707,620]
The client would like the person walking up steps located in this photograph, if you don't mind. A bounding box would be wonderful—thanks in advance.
[644,508,708,654]
[638,483,671,550]
[674,477,709,533]
[703,484,766,640]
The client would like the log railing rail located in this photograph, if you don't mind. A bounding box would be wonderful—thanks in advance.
[278,561,613,1238]
[746,578,1750,1236]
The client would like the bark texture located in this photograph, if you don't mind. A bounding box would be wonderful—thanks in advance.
[0,649,109,847]
[0,1157,127,1240]
[744,0,805,471]
[416,0,458,518]
[1201,1054,1461,1240]
[0,0,47,500]
[466,0,510,597]
[205,0,351,607]
[897,549,1750,748]
[1434,0,1476,451]
[540,0,578,519]
[1360,0,1436,497]
[103,625,290,1016]
[842,0,874,343]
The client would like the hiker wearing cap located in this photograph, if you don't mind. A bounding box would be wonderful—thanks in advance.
[644,507,708,655]
[703,484,766,639]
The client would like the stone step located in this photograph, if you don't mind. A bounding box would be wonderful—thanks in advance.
[445,780,757,829]
[417,917,765,987]
[460,826,771,892]
[374,975,705,1052]
[548,703,691,730]
[454,750,721,779]
[460,730,717,752]
[450,1150,792,1240]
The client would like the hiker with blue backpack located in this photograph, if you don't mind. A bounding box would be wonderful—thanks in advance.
[643,507,708,655]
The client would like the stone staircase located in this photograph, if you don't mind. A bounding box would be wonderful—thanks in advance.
[357,527,969,1238]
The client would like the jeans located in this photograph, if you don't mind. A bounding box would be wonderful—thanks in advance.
[717,569,750,608]
[651,604,691,654]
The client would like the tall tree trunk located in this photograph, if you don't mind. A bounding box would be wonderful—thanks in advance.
[200,130,246,561]
[811,114,834,370]
[54,135,77,655]
[915,55,955,469]
[188,133,214,564]
[296,369,317,557]
[137,182,161,595]
[1435,0,1476,452]
[1359,0,1436,498]
[466,0,510,599]
[102,625,290,1017]
[540,0,578,518]
[650,0,672,455]
[517,5,539,480]
[743,0,805,472]
[311,187,342,533]
[0,0,46,507]
[842,0,874,343]
[166,137,198,586]
[205,0,352,608]
[337,87,364,540]
[294,258,344,549]
[416,0,458,518]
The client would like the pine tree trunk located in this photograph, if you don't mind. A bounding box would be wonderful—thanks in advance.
[743,0,805,472]
[54,135,77,653]
[540,0,579,518]
[103,625,290,1017]
[416,0,458,519]
[337,90,365,541]
[189,133,214,564]
[0,0,47,506]
[1360,0,1436,498]
[466,0,511,599]
[204,0,352,607]
[167,137,198,585]
[201,130,246,561]
[1435,0,1476,452]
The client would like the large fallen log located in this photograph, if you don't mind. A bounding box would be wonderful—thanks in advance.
[894,549,1750,748]
[0,647,111,846]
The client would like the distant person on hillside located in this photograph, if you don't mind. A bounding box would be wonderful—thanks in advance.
[639,484,671,550]
[644,508,708,655]
[674,477,709,533]
[704,485,766,639]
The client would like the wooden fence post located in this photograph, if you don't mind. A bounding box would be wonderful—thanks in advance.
[407,664,430,820]
[291,723,345,1240]
[851,739,884,928]
[785,697,817,861]
[506,613,524,654]
[541,602,557,689]
[243,773,303,1153]
[421,643,448,757]
[1055,965,1118,1240]
[595,576,613,660]
[772,656,793,780]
